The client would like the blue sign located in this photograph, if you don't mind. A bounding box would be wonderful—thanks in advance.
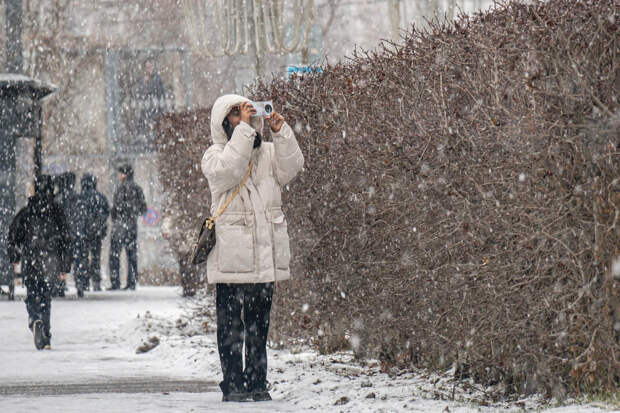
[143,206,161,226]
[286,65,323,79]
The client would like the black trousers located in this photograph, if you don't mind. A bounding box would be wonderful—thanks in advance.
[25,276,52,337]
[51,239,77,297]
[109,225,138,289]
[77,238,103,288]
[23,253,58,338]
[216,282,274,395]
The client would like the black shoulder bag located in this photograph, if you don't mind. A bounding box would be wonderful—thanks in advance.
[190,161,253,265]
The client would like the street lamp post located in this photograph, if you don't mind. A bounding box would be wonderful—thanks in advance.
[0,75,56,292]
[1,0,56,296]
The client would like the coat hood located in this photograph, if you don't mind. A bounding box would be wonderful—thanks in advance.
[210,94,264,145]
[81,173,97,191]
[34,175,54,198]
[63,172,76,191]
[29,175,55,208]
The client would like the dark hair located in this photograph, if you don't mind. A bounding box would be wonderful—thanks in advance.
[222,118,234,140]
[222,118,262,147]
[118,164,132,174]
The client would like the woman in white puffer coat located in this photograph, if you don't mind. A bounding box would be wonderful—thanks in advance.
[201,94,304,402]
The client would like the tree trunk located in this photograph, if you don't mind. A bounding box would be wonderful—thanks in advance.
[247,0,264,78]
[179,254,199,297]
[6,0,23,73]
[429,0,441,17]
[388,0,401,41]
[447,0,457,21]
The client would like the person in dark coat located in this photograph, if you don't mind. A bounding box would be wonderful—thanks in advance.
[109,164,147,290]
[54,172,81,297]
[76,173,110,292]
[8,175,73,350]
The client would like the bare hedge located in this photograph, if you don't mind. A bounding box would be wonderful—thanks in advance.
[158,0,620,397]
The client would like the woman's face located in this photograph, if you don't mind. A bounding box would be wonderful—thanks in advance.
[226,106,241,128]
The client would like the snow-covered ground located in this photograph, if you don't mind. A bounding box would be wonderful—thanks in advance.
[0,284,617,412]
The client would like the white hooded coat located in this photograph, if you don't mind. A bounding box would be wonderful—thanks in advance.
[201,94,304,284]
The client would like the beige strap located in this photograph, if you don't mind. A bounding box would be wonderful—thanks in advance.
[206,160,253,229]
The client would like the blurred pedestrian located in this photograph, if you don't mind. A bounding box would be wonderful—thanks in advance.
[201,95,304,402]
[161,216,199,297]
[76,173,110,292]
[109,164,147,290]
[54,172,81,297]
[8,175,73,350]
[136,58,166,144]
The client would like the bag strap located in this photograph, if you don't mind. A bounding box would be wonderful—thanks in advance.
[206,160,253,229]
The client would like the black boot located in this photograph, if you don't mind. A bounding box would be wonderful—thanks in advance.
[222,392,253,402]
[220,381,252,402]
[252,391,272,401]
[33,320,46,350]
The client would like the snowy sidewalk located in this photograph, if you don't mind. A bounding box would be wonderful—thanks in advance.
[0,285,616,412]
[0,286,195,384]
[0,286,294,412]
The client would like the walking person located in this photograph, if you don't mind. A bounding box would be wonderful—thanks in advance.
[201,95,304,402]
[59,172,85,296]
[76,173,110,292]
[53,172,80,297]
[8,176,73,350]
[109,164,147,290]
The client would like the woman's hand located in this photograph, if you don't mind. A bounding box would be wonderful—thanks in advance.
[240,102,256,124]
[268,112,284,133]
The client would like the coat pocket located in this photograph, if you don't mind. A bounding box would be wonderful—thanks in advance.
[216,221,255,273]
[270,209,291,270]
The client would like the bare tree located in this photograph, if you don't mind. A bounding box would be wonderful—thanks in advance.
[182,0,315,77]
[446,0,457,20]
[388,0,401,40]
[319,0,339,38]
[21,0,95,154]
